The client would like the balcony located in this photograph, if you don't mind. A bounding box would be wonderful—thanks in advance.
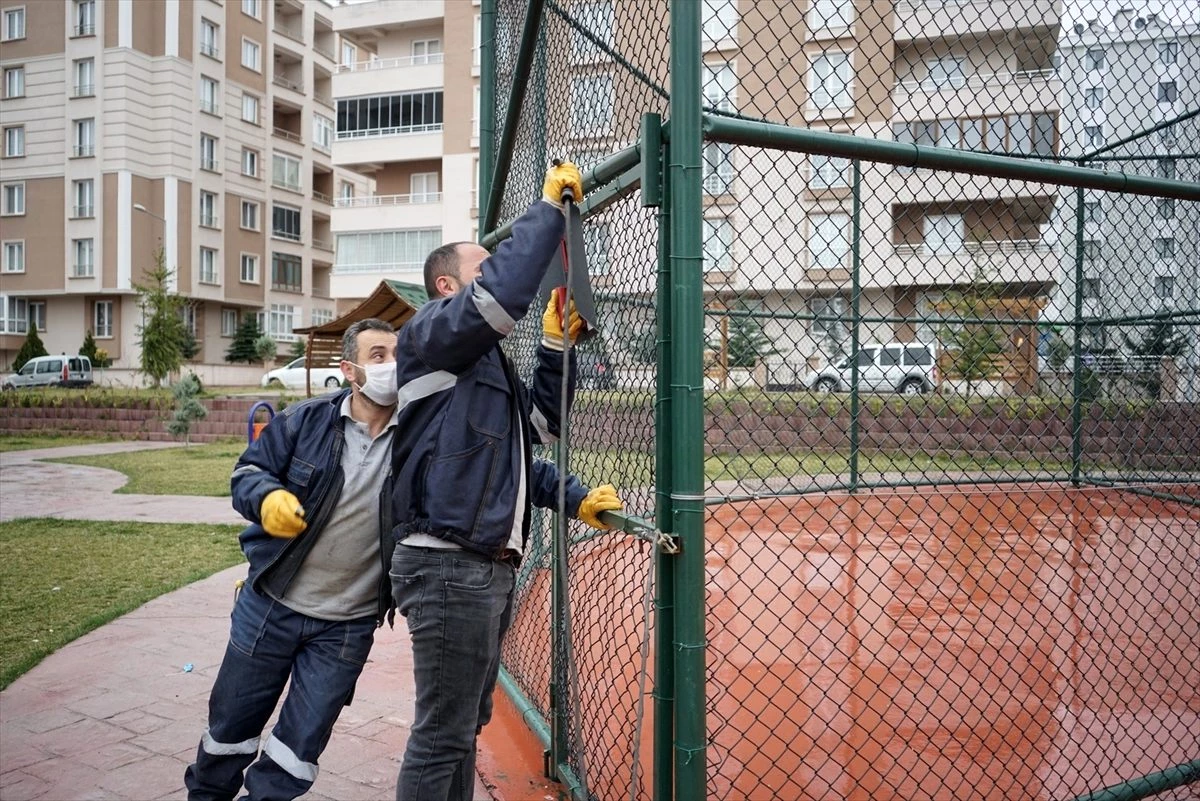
[894,69,1060,117]
[332,126,444,168]
[273,21,304,45]
[893,0,1060,43]
[273,126,303,146]
[332,55,443,102]
[200,41,220,59]
[272,74,305,96]
[72,23,95,37]
[884,239,1059,288]
[72,83,94,98]
[886,169,1058,206]
[332,192,443,231]
[200,99,220,116]
[73,145,95,158]
[72,205,94,218]
[200,214,219,228]
[330,0,444,33]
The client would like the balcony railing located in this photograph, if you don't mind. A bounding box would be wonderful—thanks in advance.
[272,176,302,192]
[71,264,95,278]
[72,205,94,218]
[73,145,95,157]
[894,239,1056,257]
[896,68,1057,95]
[273,22,304,44]
[272,229,302,243]
[273,75,304,93]
[335,54,444,74]
[200,41,220,59]
[72,83,94,97]
[200,99,220,115]
[200,158,219,172]
[314,42,335,61]
[200,214,219,228]
[313,140,331,155]
[332,262,423,274]
[334,192,443,208]
[72,23,95,37]
[335,123,443,140]
[313,238,333,252]
[312,189,331,204]
[273,126,302,144]
[314,92,333,109]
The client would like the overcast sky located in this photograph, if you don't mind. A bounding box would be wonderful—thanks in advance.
[1062,0,1200,27]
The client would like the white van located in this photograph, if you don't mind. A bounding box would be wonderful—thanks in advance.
[803,342,939,395]
[2,355,94,389]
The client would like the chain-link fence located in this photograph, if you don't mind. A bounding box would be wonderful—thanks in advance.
[480,1,1200,799]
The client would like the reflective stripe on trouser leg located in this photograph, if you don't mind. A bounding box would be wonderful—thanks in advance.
[261,733,319,783]
[201,730,261,757]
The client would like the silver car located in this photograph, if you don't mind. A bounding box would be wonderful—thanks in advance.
[805,342,938,395]
[3,355,94,389]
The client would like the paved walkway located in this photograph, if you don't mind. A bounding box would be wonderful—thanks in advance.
[0,442,497,800]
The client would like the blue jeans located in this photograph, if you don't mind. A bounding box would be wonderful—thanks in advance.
[184,584,376,801]
[391,545,516,801]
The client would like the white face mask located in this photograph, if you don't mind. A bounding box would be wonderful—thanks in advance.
[348,361,397,407]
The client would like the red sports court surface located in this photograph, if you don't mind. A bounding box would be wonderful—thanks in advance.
[491,482,1200,801]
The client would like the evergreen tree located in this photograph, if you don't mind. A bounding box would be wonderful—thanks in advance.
[254,335,278,365]
[290,338,308,362]
[135,248,188,387]
[165,373,208,446]
[79,330,99,363]
[938,267,1006,397]
[1124,320,1186,399]
[13,327,49,371]
[225,317,263,363]
[725,301,776,369]
[180,329,200,361]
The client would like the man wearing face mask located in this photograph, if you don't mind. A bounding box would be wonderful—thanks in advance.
[185,318,401,801]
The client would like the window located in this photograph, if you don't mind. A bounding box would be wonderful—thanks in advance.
[811,214,849,269]
[1084,87,1104,109]
[809,295,848,358]
[2,182,24,215]
[178,303,197,338]
[1085,48,1105,71]
[702,215,733,272]
[2,241,24,273]
[200,19,219,58]
[94,300,112,337]
[272,204,302,242]
[1,296,28,334]
[1154,275,1175,300]
[335,90,444,138]
[74,0,95,35]
[73,58,94,96]
[73,238,95,277]
[472,85,481,138]
[584,221,610,276]
[200,134,218,171]
[221,308,238,336]
[938,118,962,149]
[341,40,356,68]
[199,191,218,227]
[811,154,850,188]
[241,38,261,72]
[74,118,95,157]
[242,93,259,124]
[1159,124,1176,148]
[411,39,442,65]
[312,114,334,151]
[1158,41,1178,65]
[1156,81,1177,104]
[1156,159,1175,180]
[311,308,334,326]
[240,253,259,283]
[271,153,301,191]
[1081,277,1100,300]
[339,181,354,201]
[808,0,852,30]
[924,56,964,89]
[411,172,439,203]
[703,63,735,113]
[1032,112,1056,156]
[199,247,219,284]
[3,66,23,98]
[1083,125,1103,148]
[200,76,220,115]
[240,200,259,230]
[73,179,94,218]
[271,253,302,292]
[3,126,23,157]
[570,74,614,135]
[241,0,260,19]
[702,0,737,42]
[809,53,852,111]
[242,148,259,177]
[1082,240,1100,261]
[571,1,614,62]
[924,213,963,254]
[267,303,297,340]
[333,229,442,273]
[962,118,984,151]
[473,14,481,67]
[1156,199,1175,220]
[1082,200,1100,223]
[1153,237,1175,259]
[28,300,45,331]
[703,141,735,194]
[1008,113,1032,154]
[2,7,25,40]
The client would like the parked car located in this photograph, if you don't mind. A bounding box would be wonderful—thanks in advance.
[2,354,93,390]
[261,357,344,391]
[803,342,938,395]
[577,347,617,390]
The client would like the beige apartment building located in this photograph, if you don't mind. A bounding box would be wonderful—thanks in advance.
[0,0,369,376]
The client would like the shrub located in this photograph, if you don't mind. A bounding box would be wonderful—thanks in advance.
[13,328,49,372]
[165,374,207,445]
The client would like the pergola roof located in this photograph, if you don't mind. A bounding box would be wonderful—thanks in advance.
[291,279,428,395]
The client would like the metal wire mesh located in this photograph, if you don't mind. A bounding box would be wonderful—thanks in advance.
[484,1,1200,799]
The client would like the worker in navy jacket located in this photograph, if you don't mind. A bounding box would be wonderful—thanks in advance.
[388,161,623,801]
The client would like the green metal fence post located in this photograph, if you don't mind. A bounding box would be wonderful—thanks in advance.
[477,0,496,231]
[1070,183,1086,486]
[668,1,706,799]
[849,159,862,492]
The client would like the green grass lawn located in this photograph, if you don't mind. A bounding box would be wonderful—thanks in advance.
[0,434,120,453]
[0,518,244,689]
[50,439,245,496]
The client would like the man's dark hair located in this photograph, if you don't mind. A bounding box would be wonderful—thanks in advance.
[342,318,394,363]
[423,241,475,299]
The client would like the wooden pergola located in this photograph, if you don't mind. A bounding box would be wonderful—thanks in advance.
[292,280,428,397]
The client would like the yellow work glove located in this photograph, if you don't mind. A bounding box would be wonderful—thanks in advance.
[261,489,307,538]
[576,484,623,529]
[542,293,586,351]
[542,161,583,208]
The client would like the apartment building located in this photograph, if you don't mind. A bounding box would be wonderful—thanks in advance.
[0,0,370,374]
[327,0,478,307]
[1045,12,1199,367]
